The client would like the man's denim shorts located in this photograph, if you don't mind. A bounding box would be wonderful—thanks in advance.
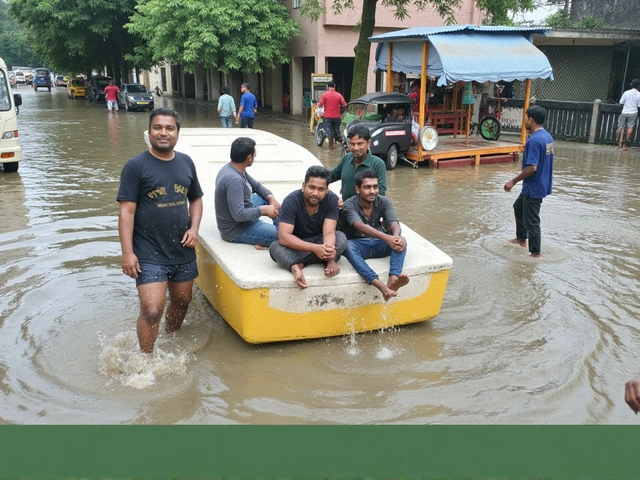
[136,259,199,286]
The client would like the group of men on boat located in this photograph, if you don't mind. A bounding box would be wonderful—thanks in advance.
[214,123,410,301]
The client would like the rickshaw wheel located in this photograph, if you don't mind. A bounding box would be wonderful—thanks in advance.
[479,115,501,141]
[315,122,325,146]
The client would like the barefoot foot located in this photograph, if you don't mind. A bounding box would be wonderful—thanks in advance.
[529,253,541,258]
[254,244,269,250]
[373,279,397,301]
[291,263,308,289]
[324,260,340,277]
[387,273,410,292]
[506,238,527,248]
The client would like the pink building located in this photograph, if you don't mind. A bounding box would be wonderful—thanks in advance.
[282,0,483,114]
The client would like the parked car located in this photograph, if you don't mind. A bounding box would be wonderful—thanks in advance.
[117,83,154,111]
[86,75,111,103]
[14,71,25,86]
[336,92,416,170]
[54,75,67,87]
[33,68,51,92]
[67,77,86,99]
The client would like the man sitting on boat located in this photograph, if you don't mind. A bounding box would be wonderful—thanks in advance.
[215,137,281,249]
[269,166,347,289]
[342,170,409,301]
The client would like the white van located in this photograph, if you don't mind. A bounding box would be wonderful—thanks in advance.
[0,58,22,172]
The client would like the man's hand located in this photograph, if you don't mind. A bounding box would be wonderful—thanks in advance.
[625,375,640,414]
[315,243,336,261]
[504,180,516,192]
[122,252,141,278]
[181,228,199,248]
[260,204,279,219]
[267,195,281,211]
[386,235,406,252]
[337,197,344,210]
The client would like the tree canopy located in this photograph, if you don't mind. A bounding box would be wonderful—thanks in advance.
[8,0,142,82]
[301,0,536,99]
[126,0,302,74]
[0,0,41,67]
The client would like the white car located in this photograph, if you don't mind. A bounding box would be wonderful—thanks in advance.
[14,71,25,86]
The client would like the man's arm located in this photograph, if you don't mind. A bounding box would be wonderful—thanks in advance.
[504,165,537,191]
[118,201,141,278]
[278,222,324,256]
[329,156,345,183]
[226,180,263,222]
[182,197,203,248]
[374,161,387,196]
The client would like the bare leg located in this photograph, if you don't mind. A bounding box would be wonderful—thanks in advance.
[372,278,397,301]
[324,259,340,277]
[506,238,527,247]
[291,263,307,289]
[623,127,633,149]
[165,280,193,333]
[387,273,410,292]
[616,127,622,148]
[136,282,168,353]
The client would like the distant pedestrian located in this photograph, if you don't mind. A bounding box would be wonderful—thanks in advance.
[504,105,554,258]
[117,108,204,353]
[616,78,640,150]
[104,80,120,113]
[217,86,236,128]
[317,81,347,149]
[236,83,258,128]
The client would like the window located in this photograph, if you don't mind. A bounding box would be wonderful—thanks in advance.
[293,0,302,8]
[0,73,11,111]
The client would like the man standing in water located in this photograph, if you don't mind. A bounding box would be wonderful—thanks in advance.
[317,81,347,149]
[504,105,553,258]
[269,166,347,288]
[117,108,204,353]
[342,170,409,300]
[616,78,640,150]
[104,80,120,114]
[236,82,258,128]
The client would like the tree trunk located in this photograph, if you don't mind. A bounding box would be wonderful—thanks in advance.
[350,0,378,100]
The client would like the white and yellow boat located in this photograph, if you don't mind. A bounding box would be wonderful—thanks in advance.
[174,128,452,343]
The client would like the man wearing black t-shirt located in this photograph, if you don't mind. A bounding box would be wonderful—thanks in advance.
[117,108,204,353]
[269,166,347,288]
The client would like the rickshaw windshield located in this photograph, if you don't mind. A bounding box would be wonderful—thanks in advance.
[343,102,383,124]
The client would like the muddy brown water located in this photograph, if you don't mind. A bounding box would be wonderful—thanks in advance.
[1,87,639,424]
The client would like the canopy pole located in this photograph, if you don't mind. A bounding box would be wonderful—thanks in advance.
[521,78,531,145]
[386,43,393,93]
[466,104,471,137]
[418,41,428,159]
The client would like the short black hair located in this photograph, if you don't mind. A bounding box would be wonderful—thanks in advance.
[304,165,331,185]
[241,82,250,90]
[221,86,230,95]
[632,78,640,90]
[230,137,256,163]
[149,108,180,131]
[347,124,371,141]
[327,81,335,88]
[355,169,378,188]
[526,105,546,126]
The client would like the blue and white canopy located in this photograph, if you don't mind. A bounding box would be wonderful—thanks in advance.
[371,25,554,86]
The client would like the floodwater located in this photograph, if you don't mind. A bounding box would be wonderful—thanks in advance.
[1,87,640,424]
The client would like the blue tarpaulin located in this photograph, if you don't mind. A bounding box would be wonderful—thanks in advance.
[371,25,554,86]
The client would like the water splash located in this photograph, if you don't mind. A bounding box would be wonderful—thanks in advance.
[98,331,191,389]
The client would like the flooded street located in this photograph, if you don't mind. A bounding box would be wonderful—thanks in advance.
[1,87,640,424]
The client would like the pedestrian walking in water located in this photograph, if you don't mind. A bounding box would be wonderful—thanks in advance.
[616,78,640,151]
[504,105,554,258]
[117,108,204,353]
[104,80,120,114]
[217,86,236,128]
[236,83,258,128]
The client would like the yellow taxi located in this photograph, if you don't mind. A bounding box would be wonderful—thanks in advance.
[67,77,86,99]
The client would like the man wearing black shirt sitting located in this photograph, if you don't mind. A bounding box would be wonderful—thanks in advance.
[269,166,347,288]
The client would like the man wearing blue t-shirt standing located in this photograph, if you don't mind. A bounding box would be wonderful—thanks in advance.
[504,105,554,258]
[236,82,258,128]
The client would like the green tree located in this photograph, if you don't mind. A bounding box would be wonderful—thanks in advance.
[0,0,40,67]
[8,0,143,83]
[127,0,302,74]
[301,0,535,99]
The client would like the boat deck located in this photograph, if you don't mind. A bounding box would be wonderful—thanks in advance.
[406,136,522,168]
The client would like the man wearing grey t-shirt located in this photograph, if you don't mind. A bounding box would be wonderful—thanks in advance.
[214,137,280,248]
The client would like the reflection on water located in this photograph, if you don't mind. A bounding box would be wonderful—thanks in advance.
[1,88,640,424]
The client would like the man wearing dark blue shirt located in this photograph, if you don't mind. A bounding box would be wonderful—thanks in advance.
[504,105,554,258]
